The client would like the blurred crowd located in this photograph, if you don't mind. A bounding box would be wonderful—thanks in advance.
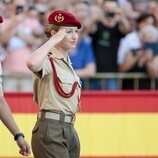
[0,0,158,91]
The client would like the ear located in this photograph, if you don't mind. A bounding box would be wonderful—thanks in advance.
[51,30,56,36]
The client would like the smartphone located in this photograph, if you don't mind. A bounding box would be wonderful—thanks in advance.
[16,5,24,15]
[144,42,158,56]
[131,48,142,56]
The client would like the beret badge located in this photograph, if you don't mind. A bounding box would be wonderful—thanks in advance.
[55,13,64,23]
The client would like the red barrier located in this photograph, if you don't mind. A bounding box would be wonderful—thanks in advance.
[4,91,158,113]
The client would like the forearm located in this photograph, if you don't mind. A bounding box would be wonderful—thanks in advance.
[118,17,130,34]
[75,64,96,78]
[27,29,66,72]
[0,96,20,136]
[0,18,18,44]
[27,38,55,72]
[119,53,138,72]
[0,27,15,44]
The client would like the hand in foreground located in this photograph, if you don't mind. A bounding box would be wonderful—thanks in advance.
[16,136,31,156]
[50,29,66,45]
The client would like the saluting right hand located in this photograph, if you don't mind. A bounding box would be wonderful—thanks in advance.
[50,29,66,46]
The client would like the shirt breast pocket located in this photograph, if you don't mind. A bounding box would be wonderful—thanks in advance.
[58,76,76,93]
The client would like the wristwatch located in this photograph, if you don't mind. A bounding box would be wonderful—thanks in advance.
[14,133,24,141]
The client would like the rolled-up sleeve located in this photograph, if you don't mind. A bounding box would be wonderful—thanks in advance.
[34,57,52,79]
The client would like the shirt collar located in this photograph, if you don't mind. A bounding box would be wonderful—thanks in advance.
[50,47,67,60]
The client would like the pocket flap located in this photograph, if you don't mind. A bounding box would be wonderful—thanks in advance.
[32,124,39,134]
[58,76,74,85]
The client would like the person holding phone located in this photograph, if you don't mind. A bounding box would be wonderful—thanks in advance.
[0,15,30,156]
[27,10,82,158]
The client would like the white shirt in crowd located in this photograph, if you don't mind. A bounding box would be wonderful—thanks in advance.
[117,31,142,65]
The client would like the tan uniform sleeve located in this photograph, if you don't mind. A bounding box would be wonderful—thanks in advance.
[34,57,52,79]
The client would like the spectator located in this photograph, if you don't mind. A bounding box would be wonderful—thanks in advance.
[132,0,148,14]
[0,0,43,91]
[118,13,157,89]
[90,0,130,90]
[139,25,158,79]
[148,0,158,28]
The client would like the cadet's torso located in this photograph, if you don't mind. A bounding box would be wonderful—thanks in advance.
[33,47,81,115]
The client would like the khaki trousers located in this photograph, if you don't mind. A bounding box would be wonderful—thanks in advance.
[31,118,80,158]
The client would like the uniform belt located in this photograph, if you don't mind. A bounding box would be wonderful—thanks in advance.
[38,111,76,125]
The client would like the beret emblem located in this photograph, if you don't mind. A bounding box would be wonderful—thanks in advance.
[55,13,64,23]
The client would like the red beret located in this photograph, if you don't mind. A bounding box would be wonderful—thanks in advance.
[48,10,81,29]
[0,16,3,23]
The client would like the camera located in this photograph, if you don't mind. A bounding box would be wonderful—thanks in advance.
[15,5,24,15]
[104,12,115,18]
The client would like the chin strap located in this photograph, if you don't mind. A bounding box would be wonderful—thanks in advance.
[48,52,78,98]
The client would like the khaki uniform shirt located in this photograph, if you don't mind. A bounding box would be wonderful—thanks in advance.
[0,63,3,96]
[33,47,81,115]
